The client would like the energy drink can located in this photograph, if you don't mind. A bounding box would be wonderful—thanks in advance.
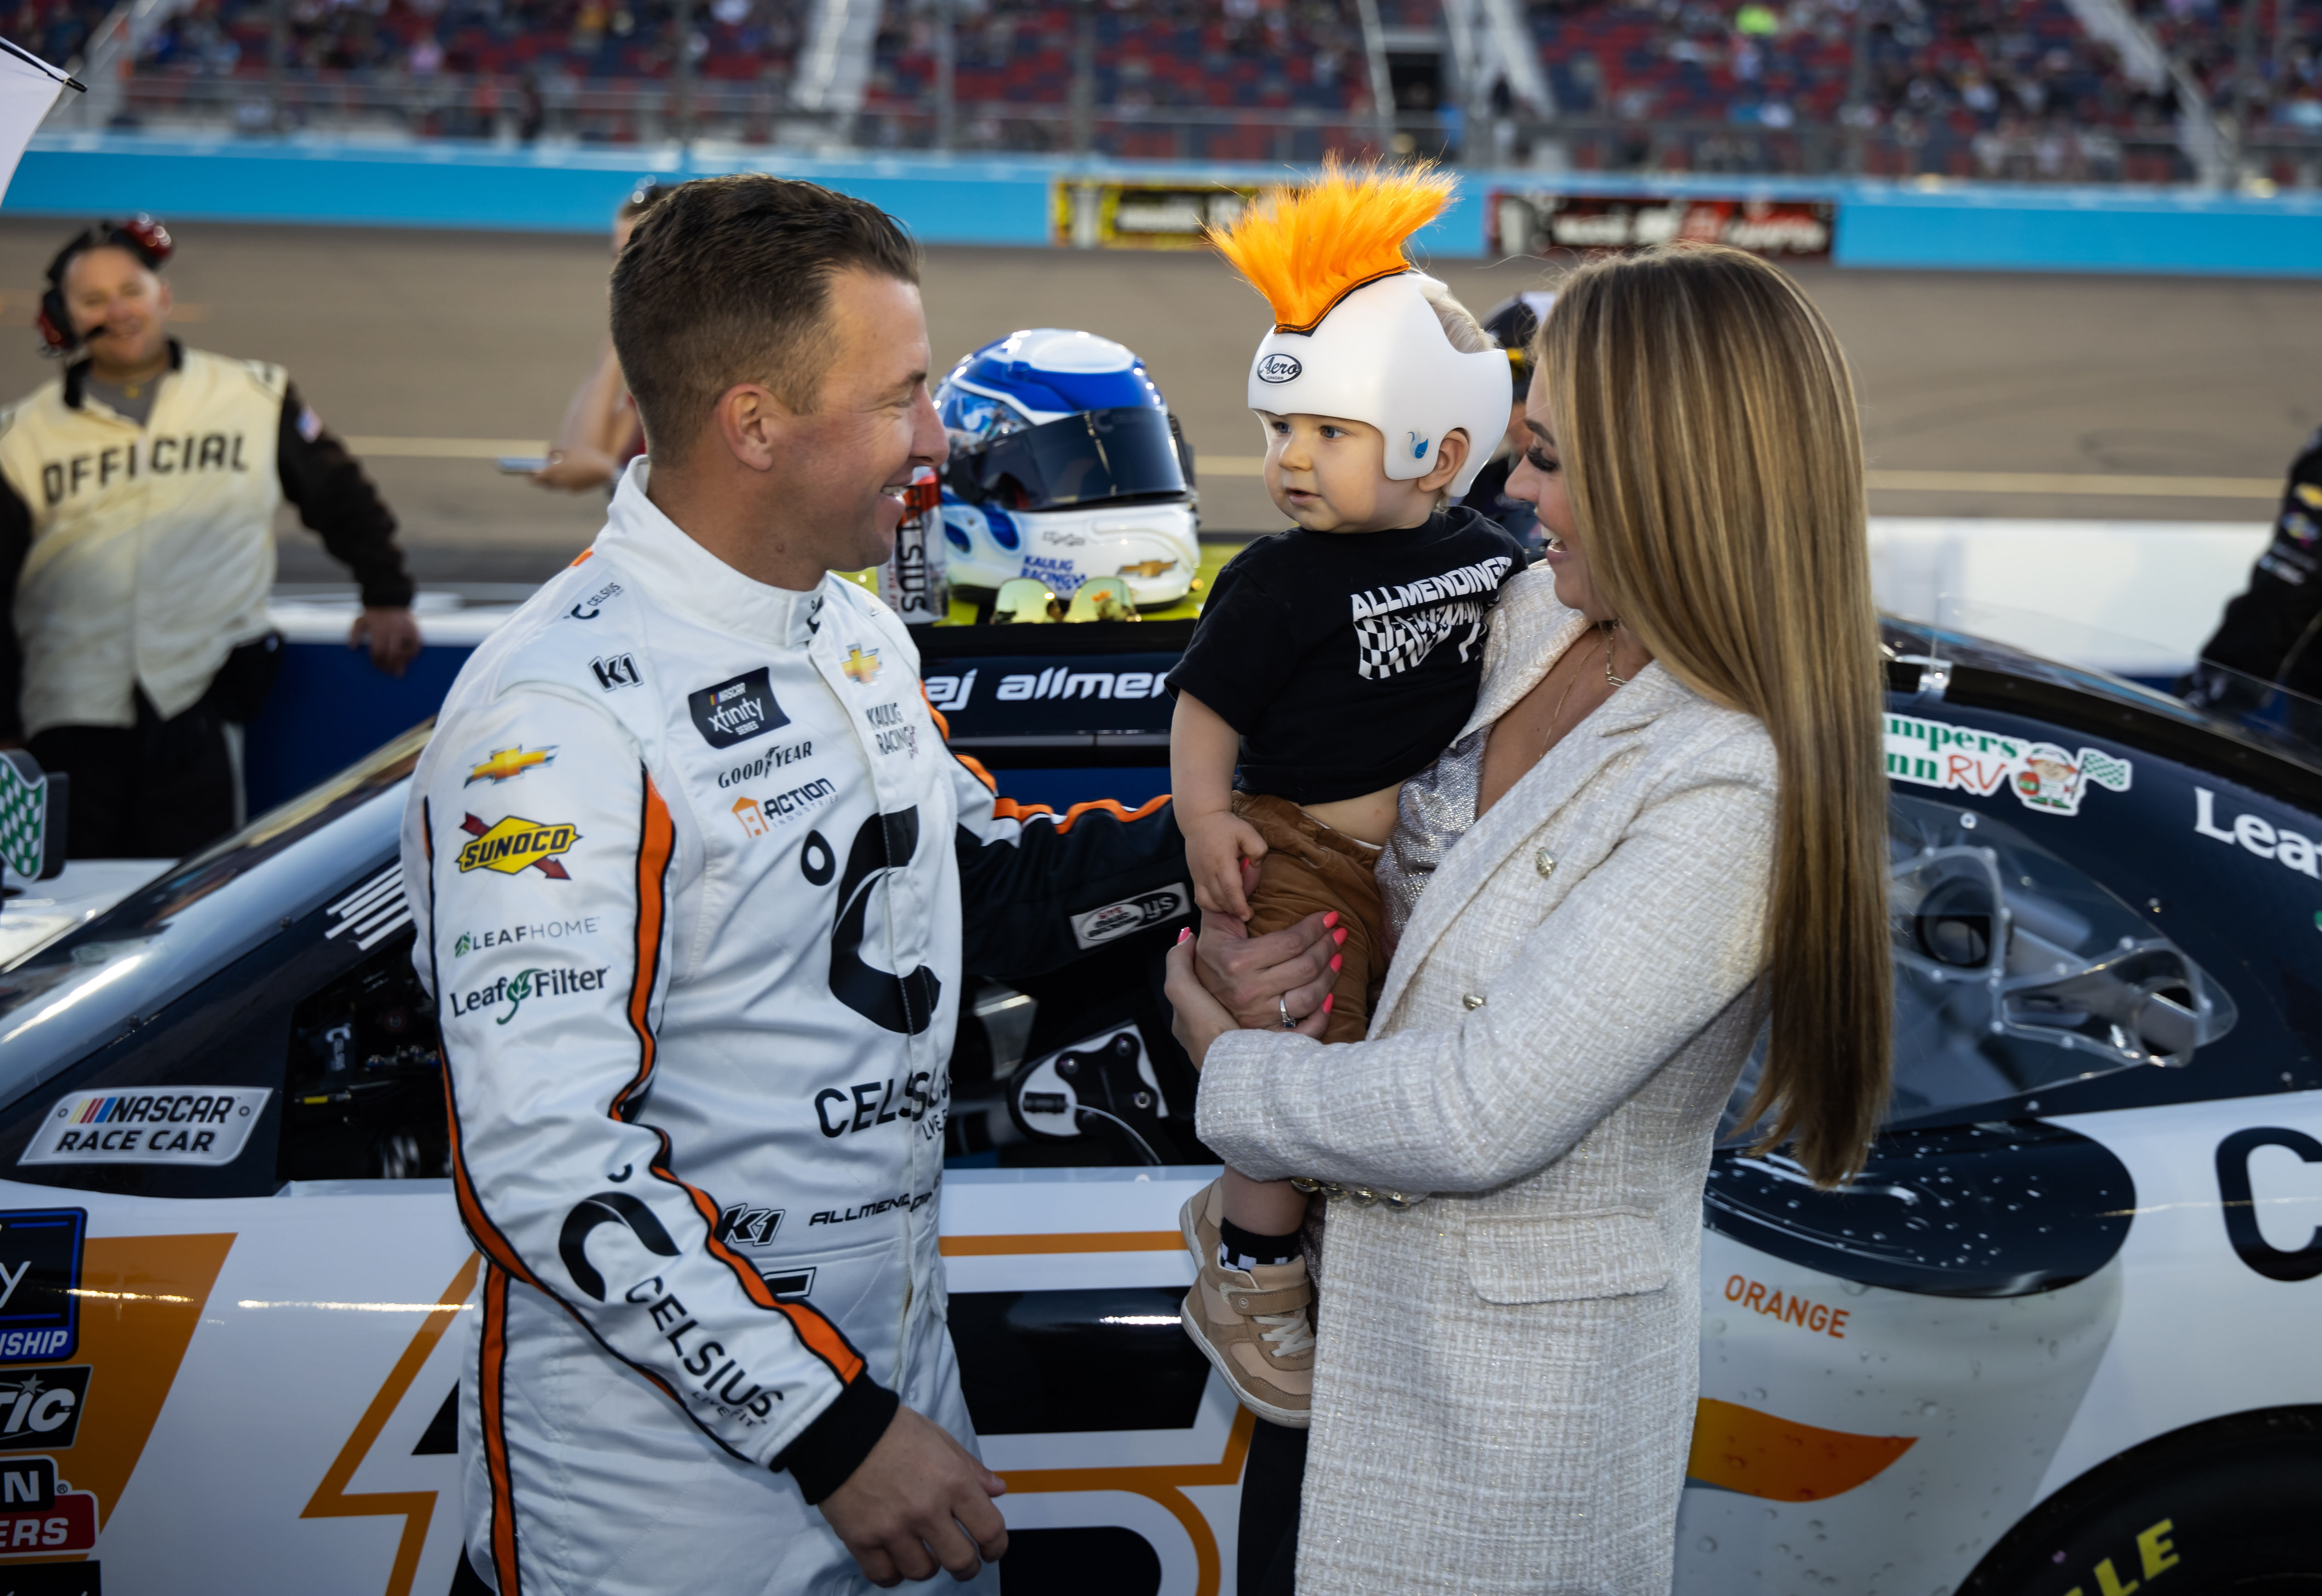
[879,468,947,628]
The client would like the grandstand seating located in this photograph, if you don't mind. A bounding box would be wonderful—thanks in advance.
[83,0,2216,177]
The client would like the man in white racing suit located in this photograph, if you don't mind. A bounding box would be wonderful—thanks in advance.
[400,175,1187,1594]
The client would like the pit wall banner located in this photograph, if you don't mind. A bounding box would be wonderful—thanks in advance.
[1050,179,1260,249]
[1487,191,1837,261]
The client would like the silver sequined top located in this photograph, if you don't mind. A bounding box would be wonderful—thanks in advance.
[1375,727,1490,951]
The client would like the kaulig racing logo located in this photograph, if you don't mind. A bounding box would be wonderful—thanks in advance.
[450,965,608,1026]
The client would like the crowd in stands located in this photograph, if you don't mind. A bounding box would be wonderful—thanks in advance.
[31,0,2247,178]
[866,0,1374,156]
[118,0,803,137]
[1533,0,2180,170]
[2134,0,2322,131]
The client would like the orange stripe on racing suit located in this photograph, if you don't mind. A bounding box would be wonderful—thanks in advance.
[481,1264,521,1594]
[926,682,1188,977]
[924,687,1173,832]
[423,797,543,1291]
[617,777,869,1387]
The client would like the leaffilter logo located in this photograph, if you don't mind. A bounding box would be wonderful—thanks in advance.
[450,965,609,1026]
[1256,353,1302,383]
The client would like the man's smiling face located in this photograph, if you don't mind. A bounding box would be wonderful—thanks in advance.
[774,269,947,577]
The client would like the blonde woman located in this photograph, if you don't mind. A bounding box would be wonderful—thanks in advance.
[1167,242,1894,1594]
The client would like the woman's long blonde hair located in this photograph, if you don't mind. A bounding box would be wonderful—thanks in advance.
[1536,243,1890,1185]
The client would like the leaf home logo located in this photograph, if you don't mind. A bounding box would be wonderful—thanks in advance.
[457,815,580,878]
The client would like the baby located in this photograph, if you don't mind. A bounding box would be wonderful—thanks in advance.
[1164,164,1529,1425]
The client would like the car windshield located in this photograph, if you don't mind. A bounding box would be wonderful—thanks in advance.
[0,723,433,1108]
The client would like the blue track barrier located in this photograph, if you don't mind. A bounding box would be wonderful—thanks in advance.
[14,135,2322,275]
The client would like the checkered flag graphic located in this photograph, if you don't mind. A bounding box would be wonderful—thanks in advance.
[1354,602,1488,682]
[0,754,48,880]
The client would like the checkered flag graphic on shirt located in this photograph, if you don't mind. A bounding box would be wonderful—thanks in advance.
[0,754,48,880]
[1354,605,1486,682]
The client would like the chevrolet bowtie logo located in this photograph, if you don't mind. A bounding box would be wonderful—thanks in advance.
[466,746,555,786]
[841,646,882,685]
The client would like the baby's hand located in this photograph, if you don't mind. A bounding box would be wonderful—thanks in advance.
[1185,810,1268,921]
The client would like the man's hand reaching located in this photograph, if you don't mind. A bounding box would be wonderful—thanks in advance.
[819,1405,1008,1587]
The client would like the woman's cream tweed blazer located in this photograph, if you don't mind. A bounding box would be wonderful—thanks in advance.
[1197,568,1779,1596]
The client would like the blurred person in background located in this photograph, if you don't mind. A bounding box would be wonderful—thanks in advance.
[1452,291,1555,550]
[0,215,420,858]
[2182,428,2322,740]
[529,180,663,494]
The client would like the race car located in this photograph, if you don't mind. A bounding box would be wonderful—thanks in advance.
[0,613,2315,1595]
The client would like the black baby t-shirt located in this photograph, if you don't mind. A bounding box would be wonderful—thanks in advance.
[1166,506,1529,805]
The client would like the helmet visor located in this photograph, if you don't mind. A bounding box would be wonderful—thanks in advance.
[944,406,1186,513]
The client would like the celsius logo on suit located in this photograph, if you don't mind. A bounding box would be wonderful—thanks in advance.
[689,668,790,750]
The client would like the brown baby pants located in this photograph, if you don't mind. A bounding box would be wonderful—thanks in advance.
[1232,792,1385,1046]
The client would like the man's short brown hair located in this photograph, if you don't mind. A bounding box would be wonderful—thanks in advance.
[610,174,920,463]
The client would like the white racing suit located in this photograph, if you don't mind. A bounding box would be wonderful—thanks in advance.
[400,466,1185,1595]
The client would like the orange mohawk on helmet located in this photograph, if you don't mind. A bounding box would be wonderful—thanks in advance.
[1208,160,1456,335]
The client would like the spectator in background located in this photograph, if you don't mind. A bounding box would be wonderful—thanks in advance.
[1453,291,1554,550]
[2183,428,2322,741]
[0,216,420,859]
[530,179,664,493]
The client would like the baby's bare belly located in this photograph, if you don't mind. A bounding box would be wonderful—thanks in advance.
[1300,784,1402,848]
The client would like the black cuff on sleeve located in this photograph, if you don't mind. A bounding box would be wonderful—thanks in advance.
[774,1376,901,1504]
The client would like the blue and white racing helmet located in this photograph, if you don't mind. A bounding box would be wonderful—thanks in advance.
[936,328,1201,607]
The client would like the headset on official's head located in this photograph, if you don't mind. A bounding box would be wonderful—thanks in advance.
[37,214,174,359]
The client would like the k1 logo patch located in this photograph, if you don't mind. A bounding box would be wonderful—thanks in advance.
[689,667,789,749]
[0,1211,83,1364]
[590,653,641,692]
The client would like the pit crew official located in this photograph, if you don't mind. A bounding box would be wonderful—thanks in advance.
[0,215,422,857]
[402,175,1189,1594]
[2184,428,2322,739]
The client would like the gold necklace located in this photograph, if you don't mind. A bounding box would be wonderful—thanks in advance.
[1544,625,1620,747]
[1602,620,1630,688]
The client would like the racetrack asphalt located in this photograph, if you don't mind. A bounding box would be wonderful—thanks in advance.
[0,218,2313,586]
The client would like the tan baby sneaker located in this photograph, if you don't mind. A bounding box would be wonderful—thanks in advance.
[1177,1178,1314,1428]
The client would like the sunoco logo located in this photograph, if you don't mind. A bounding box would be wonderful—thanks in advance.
[1256,353,1302,383]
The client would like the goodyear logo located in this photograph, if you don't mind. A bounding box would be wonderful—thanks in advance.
[457,814,579,878]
